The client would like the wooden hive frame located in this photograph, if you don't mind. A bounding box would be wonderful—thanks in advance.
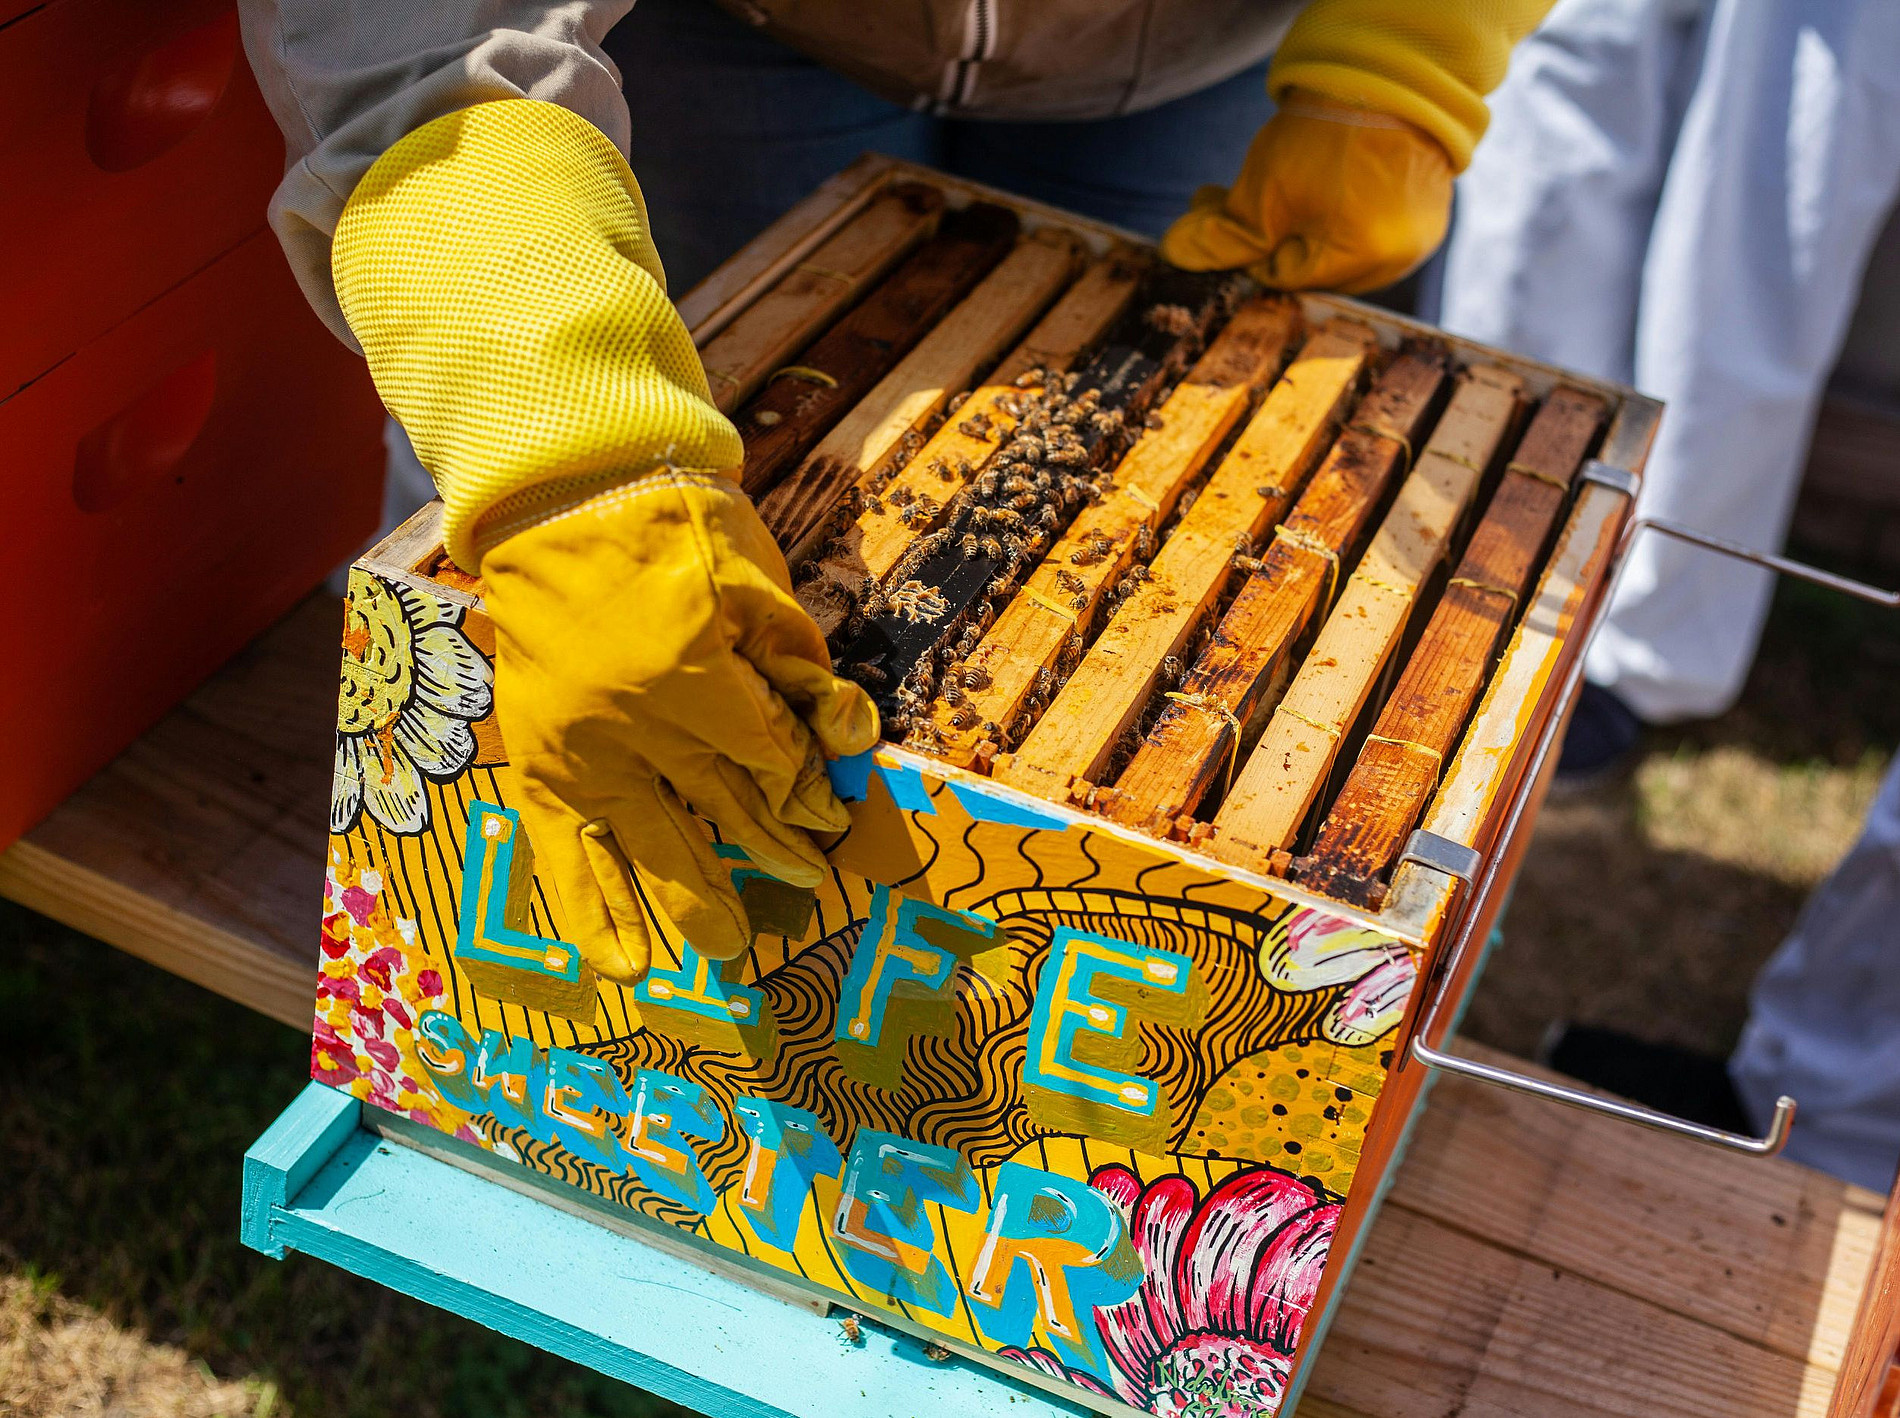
[336,154,1663,1418]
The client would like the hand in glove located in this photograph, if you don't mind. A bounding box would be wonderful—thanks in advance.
[1163,0,1555,294]
[333,99,876,983]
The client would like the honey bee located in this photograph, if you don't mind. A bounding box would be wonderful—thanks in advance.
[839,1316,864,1347]
[1232,554,1266,574]
[960,533,981,559]
[1055,569,1085,595]
[979,535,1004,559]
[950,706,978,729]
[961,664,991,690]
[941,678,964,706]
[1135,524,1155,558]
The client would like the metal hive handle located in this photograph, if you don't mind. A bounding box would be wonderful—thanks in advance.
[1407,464,1900,1157]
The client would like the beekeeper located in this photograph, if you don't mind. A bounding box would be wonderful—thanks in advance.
[236,0,1554,982]
[1433,0,1900,774]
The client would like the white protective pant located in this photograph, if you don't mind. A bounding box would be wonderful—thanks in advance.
[1733,756,1900,1191]
[1434,0,1900,723]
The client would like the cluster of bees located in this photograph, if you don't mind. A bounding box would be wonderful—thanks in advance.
[829,364,1145,744]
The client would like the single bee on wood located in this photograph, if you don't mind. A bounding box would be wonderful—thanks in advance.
[961,663,991,690]
[945,390,969,414]
[1232,554,1266,574]
[1135,524,1155,558]
[863,495,883,514]
[1161,655,1183,683]
[1054,568,1085,594]
[941,678,964,706]
[958,411,994,440]
[949,706,978,729]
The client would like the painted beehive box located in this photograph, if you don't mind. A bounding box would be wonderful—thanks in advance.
[312,157,1657,1418]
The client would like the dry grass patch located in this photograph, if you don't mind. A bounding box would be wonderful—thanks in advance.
[0,1269,269,1418]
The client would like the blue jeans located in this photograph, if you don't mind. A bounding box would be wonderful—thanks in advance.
[605,0,1273,291]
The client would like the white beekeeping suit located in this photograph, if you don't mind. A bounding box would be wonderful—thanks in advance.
[1733,758,1900,1191]
[1433,0,1900,723]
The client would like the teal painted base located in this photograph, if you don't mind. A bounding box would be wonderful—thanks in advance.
[242,1083,1093,1418]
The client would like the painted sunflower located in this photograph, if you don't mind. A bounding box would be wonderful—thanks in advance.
[332,569,492,834]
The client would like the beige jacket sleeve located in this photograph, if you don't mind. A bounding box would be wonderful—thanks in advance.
[237,0,637,347]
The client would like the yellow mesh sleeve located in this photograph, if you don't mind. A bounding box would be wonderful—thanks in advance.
[332,99,743,571]
[1268,0,1557,170]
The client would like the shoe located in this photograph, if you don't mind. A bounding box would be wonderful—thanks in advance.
[1556,682,1643,786]
[1539,1022,1750,1134]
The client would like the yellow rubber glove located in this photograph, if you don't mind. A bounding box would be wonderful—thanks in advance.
[333,99,877,981]
[1163,0,1554,294]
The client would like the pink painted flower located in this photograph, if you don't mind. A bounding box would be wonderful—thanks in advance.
[1004,1163,1338,1418]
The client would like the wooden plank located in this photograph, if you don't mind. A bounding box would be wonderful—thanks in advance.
[1208,367,1527,865]
[734,203,1019,498]
[1313,1206,1839,1418]
[1831,1172,1900,1417]
[995,320,1380,802]
[922,296,1300,768]
[1096,347,1451,834]
[1297,386,1607,905]
[1416,479,1626,856]
[830,270,1237,739]
[756,229,1083,556]
[697,182,944,413]
[0,594,342,1029]
[791,252,1145,634]
[677,153,897,339]
[1386,1050,1882,1374]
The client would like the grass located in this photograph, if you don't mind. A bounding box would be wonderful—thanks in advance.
[2,575,1895,1415]
[0,903,684,1418]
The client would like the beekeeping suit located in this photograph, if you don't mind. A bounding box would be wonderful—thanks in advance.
[1435,0,1900,723]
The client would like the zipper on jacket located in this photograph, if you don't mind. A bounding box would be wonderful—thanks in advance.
[937,0,997,112]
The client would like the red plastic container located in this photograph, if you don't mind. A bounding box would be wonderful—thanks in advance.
[0,0,287,395]
[0,229,384,847]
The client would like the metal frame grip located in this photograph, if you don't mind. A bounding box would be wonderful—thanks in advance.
[1408,479,1900,1157]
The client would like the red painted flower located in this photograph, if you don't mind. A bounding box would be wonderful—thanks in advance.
[1004,1163,1338,1418]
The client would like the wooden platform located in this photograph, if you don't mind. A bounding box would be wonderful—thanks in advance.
[1,594,1884,1417]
